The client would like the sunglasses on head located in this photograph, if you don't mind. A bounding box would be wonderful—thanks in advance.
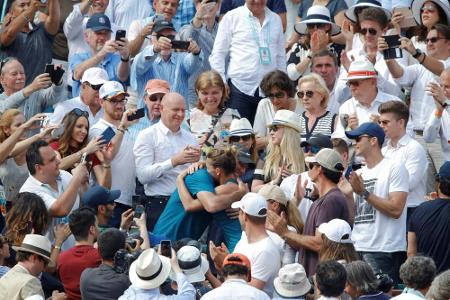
[360,28,378,36]
[306,23,328,30]
[0,57,13,72]
[229,135,253,143]
[304,145,321,154]
[426,37,443,44]
[84,82,103,91]
[70,108,89,118]
[267,92,285,99]
[297,90,315,99]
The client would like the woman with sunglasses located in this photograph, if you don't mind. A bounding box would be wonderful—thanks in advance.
[298,74,337,142]
[0,109,55,207]
[252,110,306,192]
[254,70,303,150]
[188,71,240,147]
[49,108,111,187]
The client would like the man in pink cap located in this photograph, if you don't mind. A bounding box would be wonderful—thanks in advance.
[129,79,170,141]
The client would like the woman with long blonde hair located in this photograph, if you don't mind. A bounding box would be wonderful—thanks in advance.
[252,110,305,192]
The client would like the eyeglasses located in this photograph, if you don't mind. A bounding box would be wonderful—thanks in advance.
[148,93,165,102]
[303,145,321,154]
[105,98,127,106]
[421,5,437,13]
[426,37,443,44]
[355,135,372,142]
[360,28,378,36]
[84,82,103,91]
[70,108,89,118]
[306,23,328,30]
[297,90,315,99]
[156,34,175,41]
[229,135,253,143]
[266,92,285,99]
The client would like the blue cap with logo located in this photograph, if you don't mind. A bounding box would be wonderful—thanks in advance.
[345,122,385,146]
[86,13,112,32]
[437,161,450,181]
[82,185,121,208]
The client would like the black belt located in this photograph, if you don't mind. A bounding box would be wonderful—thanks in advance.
[141,195,170,203]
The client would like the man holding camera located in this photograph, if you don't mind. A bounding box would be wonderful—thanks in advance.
[70,13,130,97]
[0,0,60,84]
[130,18,202,108]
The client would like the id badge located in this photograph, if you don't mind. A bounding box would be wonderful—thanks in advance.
[259,47,271,65]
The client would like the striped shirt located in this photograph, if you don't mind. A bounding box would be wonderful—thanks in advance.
[300,111,336,141]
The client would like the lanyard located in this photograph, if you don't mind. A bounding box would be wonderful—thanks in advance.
[246,13,270,47]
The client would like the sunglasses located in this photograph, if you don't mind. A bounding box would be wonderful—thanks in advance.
[346,79,368,87]
[297,90,315,99]
[426,37,443,44]
[355,135,372,142]
[70,108,89,118]
[360,28,378,36]
[0,57,13,72]
[421,5,437,13]
[304,145,321,154]
[269,125,280,132]
[149,93,164,102]
[267,92,285,99]
[84,82,103,91]
[306,23,328,30]
[308,162,319,170]
[229,135,253,143]
[156,34,175,41]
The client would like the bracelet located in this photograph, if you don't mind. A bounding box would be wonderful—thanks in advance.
[419,53,426,64]
[117,127,126,134]
[54,245,61,250]
[435,110,443,118]
[120,56,130,62]
[102,164,111,168]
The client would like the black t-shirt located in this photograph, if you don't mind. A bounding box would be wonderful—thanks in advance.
[300,187,349,276]
[408,198,450,273]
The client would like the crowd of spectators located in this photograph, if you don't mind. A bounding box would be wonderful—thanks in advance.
[0,0,450,299]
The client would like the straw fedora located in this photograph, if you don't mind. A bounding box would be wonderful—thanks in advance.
[343,59,377,81]
[229,118,254,137]
[411,0,450,25]
[129,248,171,290]
[267,110,302,133]
[345,0,392,23]
[12,234,52,261]
[294,6,341,36]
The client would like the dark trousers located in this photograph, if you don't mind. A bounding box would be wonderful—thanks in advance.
[358,251,407,285]
[228,80,262,125]
[141,195,170,231]
[108,202,132,228]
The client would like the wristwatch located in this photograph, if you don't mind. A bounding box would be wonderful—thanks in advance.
[361,189,370,200]
[412,49,422,59]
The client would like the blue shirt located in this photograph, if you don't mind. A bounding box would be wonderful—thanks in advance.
[69,52,122,97]
[130,45,202,109]
[153,169,214,240]
[147,0,196,31]
[128,108,160,141]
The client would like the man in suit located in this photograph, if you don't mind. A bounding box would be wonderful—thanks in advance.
[0,234,66,300]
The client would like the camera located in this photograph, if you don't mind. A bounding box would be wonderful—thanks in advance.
[113,249,140,274]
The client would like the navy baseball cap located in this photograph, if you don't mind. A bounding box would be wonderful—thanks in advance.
[345,122,385,146]
[437,161,450,181]
[82,186,121,208]
[152,19,175,34]
[300,133,333,149]
[86,13,112,32]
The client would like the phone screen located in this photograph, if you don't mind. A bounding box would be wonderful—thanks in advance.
[171,40,190,50]
[160,240,172,258]
[134,205,144,219]
[115,30,126,41]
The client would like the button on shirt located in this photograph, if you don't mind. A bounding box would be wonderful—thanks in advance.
[201,278,271,300]
[209,5,285,96]
[90,119,136,206]
[50,96,104,126]
[19,171,79,251]
[382,134,428,208]
[133,121,198,197]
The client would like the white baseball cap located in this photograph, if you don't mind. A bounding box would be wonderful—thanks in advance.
[81,67,109,85]
[318,219,353,244]
[231,192,268,217]
[99,81,129,100]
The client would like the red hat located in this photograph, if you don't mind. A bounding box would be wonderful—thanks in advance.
[223,253,252,281]
[145,79,170,96]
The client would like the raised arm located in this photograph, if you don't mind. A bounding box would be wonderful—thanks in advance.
[0,1,40,46]
[44,0,60,35]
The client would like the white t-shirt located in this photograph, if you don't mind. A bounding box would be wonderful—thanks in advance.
[233,232,281,296]
[280,172,314,222]
[352,158,409,252]
[90,119,136,206]
[267,226,297,266]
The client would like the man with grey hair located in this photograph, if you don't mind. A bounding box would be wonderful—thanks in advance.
[392,256,436,300]
[426,270,450,300]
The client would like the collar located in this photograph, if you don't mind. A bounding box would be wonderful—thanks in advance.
[224,278,248,284]
[354,89,384,108]
[157,121,181,136]
[318,296,340,300]
[386,133,410,149]
[155,53,176,65]
[243,4,270,24]
[99,118,118,129]
[29,174,61,188]
[403,287,425,299]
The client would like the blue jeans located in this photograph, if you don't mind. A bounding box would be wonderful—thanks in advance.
[358,251,406,285]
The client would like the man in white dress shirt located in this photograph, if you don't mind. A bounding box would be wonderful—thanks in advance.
[379,101,427,222]
[209,0,285,124]
[50,67,108,126]
[133,92,200,230]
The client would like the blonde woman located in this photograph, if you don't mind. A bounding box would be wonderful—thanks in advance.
[298,73,337,143]
[252,110,305,192]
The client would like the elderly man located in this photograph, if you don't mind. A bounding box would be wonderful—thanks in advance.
[0,57,66,119]
[134,92,200,230]
[130,18,201,109]
[70,13,130,97]
[50,67,108,126]
[0,0,60,84]
[210,0,285,123]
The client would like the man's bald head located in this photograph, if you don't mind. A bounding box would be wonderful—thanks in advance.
[160,92,186,132]
[440,68,450,99]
